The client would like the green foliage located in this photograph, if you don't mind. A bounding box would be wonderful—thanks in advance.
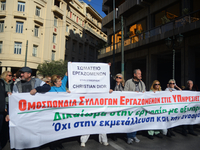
[135,30,142,35]
[37,59,68,77]
[161,15,170,24]
[127,31,133,36]
[182,8,189,15]
[104,43,109,47]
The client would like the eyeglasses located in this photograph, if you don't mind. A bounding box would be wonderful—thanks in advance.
[154,84,160,86]
[169,83,175,85]
[116,76,122,79]
[7,75,12,77]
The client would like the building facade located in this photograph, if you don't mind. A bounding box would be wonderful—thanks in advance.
[0,0,107,74]
[99,0,200,90]
[65,0,107,62]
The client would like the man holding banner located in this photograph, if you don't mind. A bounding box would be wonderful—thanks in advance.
[13,67,51,94]
[6,67,51,122]
[124,69,146,144]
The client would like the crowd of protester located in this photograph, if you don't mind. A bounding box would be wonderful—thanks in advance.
[0,65,199,150]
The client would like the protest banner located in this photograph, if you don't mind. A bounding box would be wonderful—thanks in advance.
[9,91,200,149]
[68,62,110,93]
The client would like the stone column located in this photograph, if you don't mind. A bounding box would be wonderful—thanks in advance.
[108,35,112,45]
[146,55,149,90]
[124,18,129,38]
[7,67,11,71]
[185,41,195,83]
[125,59,133,81]
[68,37,73,61]
[85,44,89,61]
[147,5,151,30]
[181,47,185,86]
[2,67,6,73]
[148,54,157,89]
[188,47,195,82]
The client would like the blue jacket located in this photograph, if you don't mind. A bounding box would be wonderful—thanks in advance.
[49,75,68,92]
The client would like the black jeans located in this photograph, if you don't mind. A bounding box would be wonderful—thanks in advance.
[0,114,4,149]
[0,114,9,150]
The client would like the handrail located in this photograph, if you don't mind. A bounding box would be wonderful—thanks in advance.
[98,9,200,55]
[143,8,200,34]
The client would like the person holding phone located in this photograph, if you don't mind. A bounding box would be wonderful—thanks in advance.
[165,79,182,91]
[165,79,181,137]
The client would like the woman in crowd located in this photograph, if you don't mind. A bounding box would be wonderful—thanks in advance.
[150,80,161,92]
[0,71,14,149]
[148,80,163,139]
[165,79,182,91]
[109,73,125,141]
[0,71,13,113]
[45,76,51,84]
[0,75,6,150]
[165,79,181,137]
[49,72,68,92]
[12,73,17,82]
[14,69,22,84]
[110,73,125,92]
[43,77,50,85]
[48,72,68,150]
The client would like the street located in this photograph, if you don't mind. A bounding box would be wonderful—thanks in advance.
[3,126,200,150]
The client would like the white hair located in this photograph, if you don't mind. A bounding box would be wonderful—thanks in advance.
[168,79,176,84]
[36,74,43,80]
[187,80,193,84]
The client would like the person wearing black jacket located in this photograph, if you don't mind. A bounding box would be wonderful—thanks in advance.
[110,73,124,92]
[6,67,51,150]
[0,71,14,150]
[109,73,125,141]
[182,80,198,136]
[0,76,6,150]
[0,71,14,111]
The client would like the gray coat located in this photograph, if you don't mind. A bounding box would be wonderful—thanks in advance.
[124,79,146,92]
[13,78,44,93]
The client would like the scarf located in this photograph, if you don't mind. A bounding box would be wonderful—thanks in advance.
[114,82,123,91]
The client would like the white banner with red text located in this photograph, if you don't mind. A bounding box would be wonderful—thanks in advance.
[9,91,200,149]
